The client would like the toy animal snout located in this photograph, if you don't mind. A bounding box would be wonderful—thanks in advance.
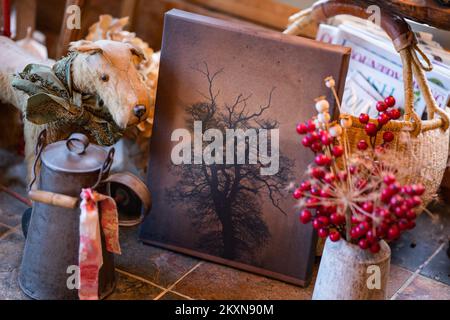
[133,105,147,120]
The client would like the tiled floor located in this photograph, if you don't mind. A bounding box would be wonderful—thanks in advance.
[0,149,449,300]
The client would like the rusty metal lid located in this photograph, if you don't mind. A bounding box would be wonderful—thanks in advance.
[41,133,109,173]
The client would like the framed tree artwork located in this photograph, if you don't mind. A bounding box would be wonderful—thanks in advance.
[141,9,350,286]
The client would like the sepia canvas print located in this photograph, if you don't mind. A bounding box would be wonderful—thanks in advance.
[141,9,350,286]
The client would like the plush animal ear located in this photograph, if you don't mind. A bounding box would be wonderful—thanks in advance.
[69,40,103,55]
[127,43,146,62]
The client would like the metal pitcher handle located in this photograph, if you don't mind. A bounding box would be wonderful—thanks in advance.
[91,147,115,190]
[28,130,47,191]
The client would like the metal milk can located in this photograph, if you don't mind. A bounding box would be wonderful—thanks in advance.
[19,131,151,300]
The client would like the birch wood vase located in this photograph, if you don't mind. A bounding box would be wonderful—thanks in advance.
[312,239,391,300]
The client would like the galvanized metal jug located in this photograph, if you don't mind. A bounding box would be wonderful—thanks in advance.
[19,131,151,300]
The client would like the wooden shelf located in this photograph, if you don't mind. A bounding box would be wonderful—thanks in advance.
[356,0,450,30]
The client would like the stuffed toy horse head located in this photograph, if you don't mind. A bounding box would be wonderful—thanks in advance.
[68,40,150,129]
[0,37,152,177]
[10,39,151,147]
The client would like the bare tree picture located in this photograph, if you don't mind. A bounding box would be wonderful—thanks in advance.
[165,63,294,262]
[142,10,350,285]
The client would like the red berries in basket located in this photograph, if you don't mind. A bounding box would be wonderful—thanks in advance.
[378,112,390,125]
[383,131,395,143]
[357,140,368,150]
[376,101,388,112]
[367,97,401,121]
[385,96,396,108]
[359,113,369,124]
[355,96,403,151]
[387,108,401,120]
[365,123,378,136]
[294,93,422,253]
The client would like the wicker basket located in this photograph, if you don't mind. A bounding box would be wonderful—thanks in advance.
[285,0,450,205]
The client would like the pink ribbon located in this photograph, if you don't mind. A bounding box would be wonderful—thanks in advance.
[78,189,121,300]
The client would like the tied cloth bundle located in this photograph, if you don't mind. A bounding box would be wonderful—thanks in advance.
[11,53,124,146]
[79,188,121,300]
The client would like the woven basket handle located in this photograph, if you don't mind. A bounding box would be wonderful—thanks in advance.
[285,0,449,136]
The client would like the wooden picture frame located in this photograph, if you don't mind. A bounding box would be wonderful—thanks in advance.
[140,9,351,286]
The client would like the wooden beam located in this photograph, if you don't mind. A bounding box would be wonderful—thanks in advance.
[2,0,11,37]
[14,0,37,39]
[186,0,299,30]
[356,0,450,31]
[120,0,138,30]
[56,0,85,58]
[166,0,269,29]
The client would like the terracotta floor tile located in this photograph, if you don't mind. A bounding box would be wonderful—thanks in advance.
[420,245,450,286]
[0,149,29,228]
[173,262,316,300]
[0,231,28,300]
[0,149,27,197]
[107,272,162,300]
[395,274,450,300]
[159,291,190,300]
[0,268,29,300]
[0,192,29,228]
[387,265,414,299]
[1,147,449,300]
[116,226,200,288]
[0,224,10,238]
[390,208,450,271]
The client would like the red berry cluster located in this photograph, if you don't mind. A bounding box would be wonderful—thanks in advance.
[296,173,423,253]
[357,96,401,151]
[297,121,341,158]
[294,96,423,253]
[347,177,423,253]
[295,119,346,246]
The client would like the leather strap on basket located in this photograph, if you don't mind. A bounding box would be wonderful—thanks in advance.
[284,0,450,136]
